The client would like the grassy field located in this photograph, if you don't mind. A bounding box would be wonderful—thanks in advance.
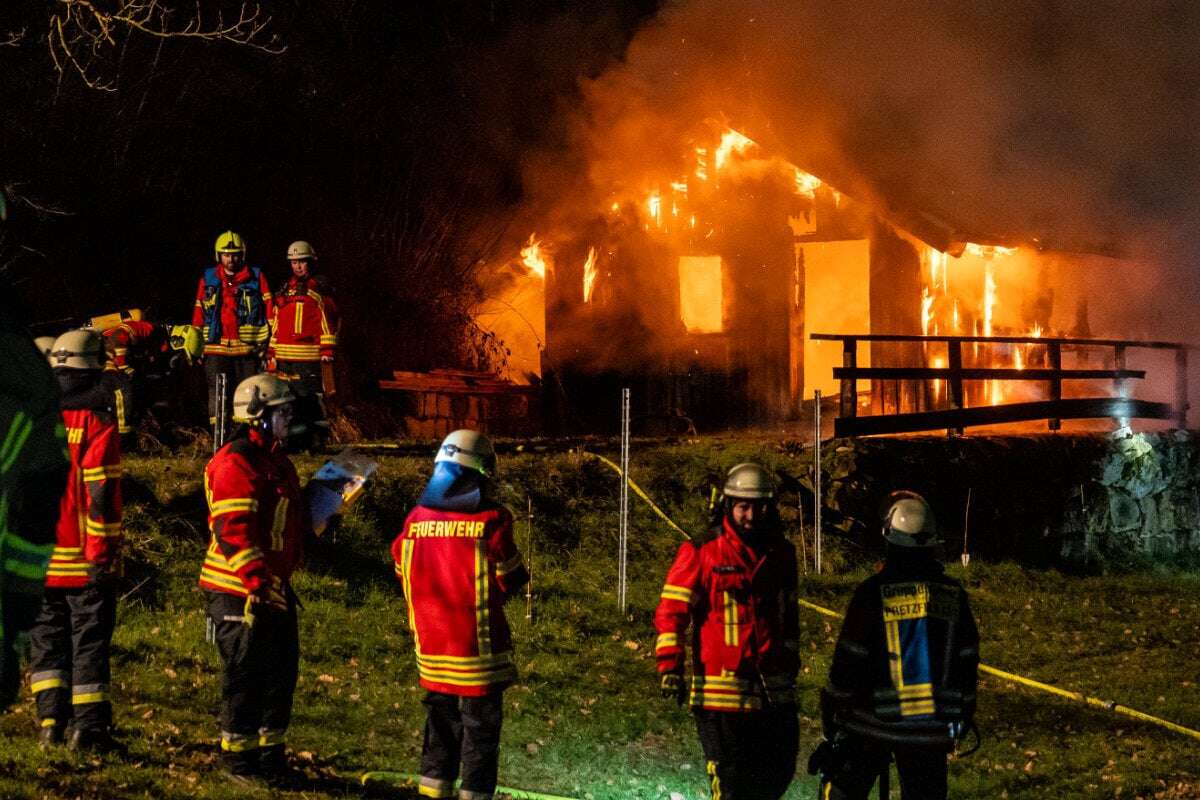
[1,442,1198,799]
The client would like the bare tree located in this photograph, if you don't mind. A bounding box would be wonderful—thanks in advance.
[45,0,284,90]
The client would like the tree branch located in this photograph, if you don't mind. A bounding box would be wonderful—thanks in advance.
[47,0,285,90]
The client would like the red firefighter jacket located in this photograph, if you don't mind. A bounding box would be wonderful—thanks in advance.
[392,504,528,696]
[268,276,339,363]
[47,408,122,588]
[198,428,307,598]
[192,265,273,357]
[655,519,800,712]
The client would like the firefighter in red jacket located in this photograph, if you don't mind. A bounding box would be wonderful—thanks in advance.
[29,329,123,750]
[198,373,309,783]
[192,231,274,443]
[97,311,203,440]
[268,240,338,446]
[655,463,800,800]
[392,430,529,800]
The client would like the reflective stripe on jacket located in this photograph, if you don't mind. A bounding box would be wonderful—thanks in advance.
[198,429,306,597]
[392,504,527,697]
[268,276,339,362]
[192,266,273,356]
[47,409,121,588]
[655,519,800,712]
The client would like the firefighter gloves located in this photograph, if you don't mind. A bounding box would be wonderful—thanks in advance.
[660,672,686,705]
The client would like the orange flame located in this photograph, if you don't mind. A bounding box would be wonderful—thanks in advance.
[694,147,709,182]
[921,287,934,336]
[646,192,662,227]
[714,129,754,172]
[794,168,822,198]
[983,264,996,337]
[582,246,598,304]
[520,234,547,279]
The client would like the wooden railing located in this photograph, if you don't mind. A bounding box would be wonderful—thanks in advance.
[810,333,1189,437]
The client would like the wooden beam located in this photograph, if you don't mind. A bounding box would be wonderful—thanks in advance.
[811,332,1189,350]
[832,367,1146,381]
[833,398,1175,437]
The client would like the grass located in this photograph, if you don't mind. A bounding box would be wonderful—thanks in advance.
[1,442,1198,798]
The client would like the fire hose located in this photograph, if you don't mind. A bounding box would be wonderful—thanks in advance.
[360,771,577,800]
[578,453,1200,744]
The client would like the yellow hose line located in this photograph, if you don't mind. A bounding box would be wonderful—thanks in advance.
[798,598,1200,742]
[581,451,693,540]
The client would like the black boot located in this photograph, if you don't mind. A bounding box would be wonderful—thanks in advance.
[68,726,117,753]
[38,722,67,748]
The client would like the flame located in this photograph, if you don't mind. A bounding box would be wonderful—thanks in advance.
[952,299,960,332]
[520,234,547,279]
[983,264,996,337]
[921,287,934,336]
[670,180,688,195]
[794,168,822,198]
[647,192,662,226]
[610,201,620,214]
[1030,324,1043,338]
[1014,345,1024,371]
[931,355,946,404]
[714,128,754,172]
[582,246,598,304]
[965,242,1018,258]
[694,147,708,182]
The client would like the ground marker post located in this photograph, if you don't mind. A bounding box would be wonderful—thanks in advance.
[961,487,972,568]
[214,372,227,453]
[617,387,631,611]
[814,389,823,575]
[525,495,534,624]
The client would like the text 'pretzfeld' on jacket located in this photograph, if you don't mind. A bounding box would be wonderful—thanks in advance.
[47,407,121,588]
[268,276,339,363]
[825,554,979,734]
[655,519,800,712]
[198,429,306,598]
[392,504,528,696]
[192,266,273,357]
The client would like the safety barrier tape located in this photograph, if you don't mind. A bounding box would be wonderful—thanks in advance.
[360,771,578,800]
[580,451,693,541]
[799,598,1200,742]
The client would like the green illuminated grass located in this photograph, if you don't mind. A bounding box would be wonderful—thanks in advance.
[0,443,1197,798]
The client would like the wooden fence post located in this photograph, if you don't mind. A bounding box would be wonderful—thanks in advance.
[1048,342,1062,431]
[840,338,857,419]
[947,339,964,435]
[1176,347,1189,429]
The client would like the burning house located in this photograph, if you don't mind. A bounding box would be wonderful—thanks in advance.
[477,122,1186,435]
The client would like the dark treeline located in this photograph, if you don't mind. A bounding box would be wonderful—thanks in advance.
[0,0,654,395]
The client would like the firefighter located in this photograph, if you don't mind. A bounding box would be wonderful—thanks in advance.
[29,329,123,750]
[96,312,203,441]
[392,430,528,800]
[812,492,979,800]
[655,463,800,800]
[0,323,68,711]
[198,373,309,783]
[192,231,273,444]
[267,240,338,448]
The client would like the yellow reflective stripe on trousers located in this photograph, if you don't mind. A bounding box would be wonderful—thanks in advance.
[72,683,109,704]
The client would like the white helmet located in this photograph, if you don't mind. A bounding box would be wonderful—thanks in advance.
[34,336,56,361]
[723,463,775,500]
[49,329,104,370]
[287,240,317,261]
[883,491,938,548]
[435,429,496,475]
[232,373,296,423]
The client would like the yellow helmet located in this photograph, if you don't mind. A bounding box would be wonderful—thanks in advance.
[232,373,295,422]
[214,230,246,259]
[167,324,204,365]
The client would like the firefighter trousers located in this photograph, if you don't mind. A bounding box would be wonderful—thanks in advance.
[694,704,799,800]
[818,736,948,800]
[275,360,326,450]
[204,355,258,440]
[420,690,504,800]
[206,591,299,774]
[29,584,117,732]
